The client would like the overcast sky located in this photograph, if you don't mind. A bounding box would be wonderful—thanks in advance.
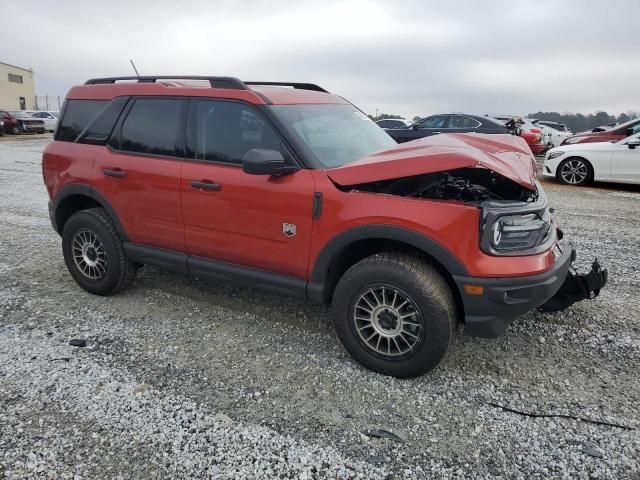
[1,0,638,118]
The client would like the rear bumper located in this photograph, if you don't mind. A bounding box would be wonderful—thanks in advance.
[453,243,575,338]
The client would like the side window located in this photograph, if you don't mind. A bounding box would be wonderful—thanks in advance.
[56,100,108,142]
[377,120,390,128]
[195,100,282,164]
[449,116,481,128]
[419,116,448,129]
[120,98,184,157]
[79,97,128,145]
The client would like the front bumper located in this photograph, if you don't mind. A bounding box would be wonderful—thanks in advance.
[453,243,607,338]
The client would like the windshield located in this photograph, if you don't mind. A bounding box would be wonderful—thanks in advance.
[269,104,397,168]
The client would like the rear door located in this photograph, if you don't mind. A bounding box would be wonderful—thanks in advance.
[92,97,186,252]
[180,99,315,279]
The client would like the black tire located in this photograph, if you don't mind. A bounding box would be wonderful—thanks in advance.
[62,208,136,295]
[556,157,593,186]
[332,253,456,378]
[11,125,20,135]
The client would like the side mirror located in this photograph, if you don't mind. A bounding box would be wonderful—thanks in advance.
[627,139,640,149]
[626,128,634,137]
[242,149,298,176]
[411,124,421,130]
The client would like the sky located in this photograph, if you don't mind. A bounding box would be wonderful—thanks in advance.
[1,0,638,119]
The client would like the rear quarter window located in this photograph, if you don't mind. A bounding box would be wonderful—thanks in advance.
[56,100,108,142]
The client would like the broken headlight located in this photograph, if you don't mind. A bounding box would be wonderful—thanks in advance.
[491,213,552,252]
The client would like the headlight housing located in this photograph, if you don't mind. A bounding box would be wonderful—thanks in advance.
[480,182,556,256]
[562,136,581,145]
[490,213,552,253]
[547,151,565,160]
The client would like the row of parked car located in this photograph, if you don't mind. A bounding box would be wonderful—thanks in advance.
[377,113,640,186]
[376,113,574,154]
[0,110,59,135]
[377,113,640,155]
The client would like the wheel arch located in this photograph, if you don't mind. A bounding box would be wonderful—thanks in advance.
[52,184,128,240]
[308,225,467,313]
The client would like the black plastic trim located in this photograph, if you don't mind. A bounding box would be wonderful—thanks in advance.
[50,183,128,240]
[308,224,468,303]
[312,192,323,220]
[123,243,188,274]
[244,81,328,93]
[454,243,574,338]
[85,76,247,90]
[188,256,307,299]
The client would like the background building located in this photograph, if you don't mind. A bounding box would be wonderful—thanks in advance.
[0,61,35,110]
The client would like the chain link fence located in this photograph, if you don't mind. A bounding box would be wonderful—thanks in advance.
[35,95,63,111]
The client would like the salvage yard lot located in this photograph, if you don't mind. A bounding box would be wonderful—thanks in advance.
[0,137,638,479]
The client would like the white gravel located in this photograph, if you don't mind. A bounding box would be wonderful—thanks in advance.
[0,136,639,479]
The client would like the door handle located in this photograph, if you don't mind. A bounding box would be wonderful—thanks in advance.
[103,168,127,178]
[191,179,221,191]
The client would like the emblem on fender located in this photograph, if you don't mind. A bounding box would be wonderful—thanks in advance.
[282,223,296,238]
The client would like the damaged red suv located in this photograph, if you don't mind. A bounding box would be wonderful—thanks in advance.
[42,76,607,378]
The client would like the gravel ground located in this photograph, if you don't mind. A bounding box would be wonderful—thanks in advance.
[0,136,638,479]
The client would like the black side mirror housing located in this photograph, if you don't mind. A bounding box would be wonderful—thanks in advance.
[626,128,634,137]
[242,149,298,176]
[411,124,420,130]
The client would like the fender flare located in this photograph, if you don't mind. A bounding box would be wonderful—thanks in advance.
[51,183,128,240]
[307,224,468,303]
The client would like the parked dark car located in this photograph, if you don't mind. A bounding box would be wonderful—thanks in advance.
[387,113,508,143]
[7,111,45,134]
[375,118,413,130]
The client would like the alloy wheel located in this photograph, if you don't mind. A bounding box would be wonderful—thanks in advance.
[560,159,588,184]
[353,285,423,357]
[71,229,107,280]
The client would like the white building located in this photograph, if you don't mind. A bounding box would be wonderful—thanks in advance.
[0,61,36,111]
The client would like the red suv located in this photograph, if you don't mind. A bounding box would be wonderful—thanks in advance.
[42,76,607,378]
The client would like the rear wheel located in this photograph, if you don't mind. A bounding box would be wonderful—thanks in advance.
[62,208,136,295]
[332,253,456,378]
[557,157,593,186]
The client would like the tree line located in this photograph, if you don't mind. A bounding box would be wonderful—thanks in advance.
[527,111,638,133]
[369,111,638,133]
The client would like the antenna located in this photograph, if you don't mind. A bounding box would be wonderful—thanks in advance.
[129,59,140,78]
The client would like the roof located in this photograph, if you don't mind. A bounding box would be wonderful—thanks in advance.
[0,61,33,73]
[66,76,348,106]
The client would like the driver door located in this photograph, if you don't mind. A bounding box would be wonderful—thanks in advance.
[180,99,316,279]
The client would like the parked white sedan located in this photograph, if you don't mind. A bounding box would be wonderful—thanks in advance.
[30,111,59,132]
[543,133,640,185]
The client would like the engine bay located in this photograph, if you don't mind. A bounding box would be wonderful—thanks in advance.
[347,167,538,203]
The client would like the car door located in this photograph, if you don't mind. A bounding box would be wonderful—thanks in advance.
[180,99,315,279]
[392,115,450,143]
[92,97,186,252]
[610,136,640,182]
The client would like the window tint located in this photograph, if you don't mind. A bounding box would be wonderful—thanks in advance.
[195,100,282,164]
[56,100,108,142]
[419,116,448,129]
[449,116,481,128]
[120,98,184,157]
[79,97,128,145]
[377,120,391,128]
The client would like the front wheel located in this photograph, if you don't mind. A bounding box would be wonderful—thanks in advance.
[332,253,456,378]
[11,125,20,135]
[557,157,592,186]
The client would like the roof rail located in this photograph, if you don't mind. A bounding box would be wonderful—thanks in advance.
[85,76,247,90]
[244,81,328,93]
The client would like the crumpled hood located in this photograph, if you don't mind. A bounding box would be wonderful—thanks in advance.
[326,133,538,190]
